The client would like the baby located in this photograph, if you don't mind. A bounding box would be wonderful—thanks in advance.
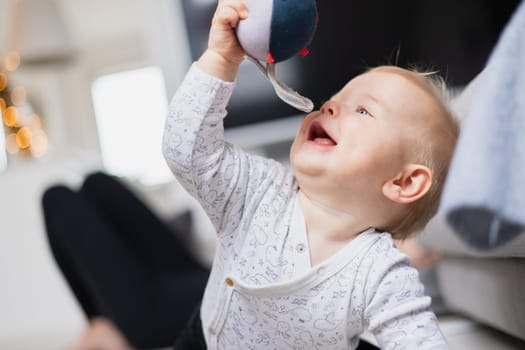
[163,1,458,349]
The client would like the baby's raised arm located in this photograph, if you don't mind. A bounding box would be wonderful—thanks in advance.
[162,1,247,231]
[162,0,290,234]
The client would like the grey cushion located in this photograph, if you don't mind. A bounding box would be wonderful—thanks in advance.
[437,257,525,340]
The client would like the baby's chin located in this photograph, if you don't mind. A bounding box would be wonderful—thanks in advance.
[289,157,320,180]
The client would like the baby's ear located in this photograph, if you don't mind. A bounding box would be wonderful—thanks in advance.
[382,164,433,204]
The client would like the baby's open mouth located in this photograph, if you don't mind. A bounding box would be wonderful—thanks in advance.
[308,122,337,146]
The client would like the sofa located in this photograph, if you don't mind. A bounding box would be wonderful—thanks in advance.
[418,2,525,340]
[420,216,525,340]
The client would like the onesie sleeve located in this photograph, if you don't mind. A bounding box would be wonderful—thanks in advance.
[363,239,450,349]
[162,63,290,234]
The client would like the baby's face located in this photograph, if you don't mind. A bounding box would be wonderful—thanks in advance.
[290,67,439,211]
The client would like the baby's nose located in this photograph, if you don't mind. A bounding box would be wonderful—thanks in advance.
[320,101,339,117]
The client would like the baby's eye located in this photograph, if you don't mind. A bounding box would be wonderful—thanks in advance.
[356,106,371,117]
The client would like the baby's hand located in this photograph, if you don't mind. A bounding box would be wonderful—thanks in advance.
[209,0,248,64]
[198,0,249,81]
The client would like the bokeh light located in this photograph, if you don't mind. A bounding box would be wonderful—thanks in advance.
[0,72,7,91]
[0,98,6,114]
[6,133,19,154]
[30,130,48,157]
[16,127,32,149]
[10,86,27,106]
[5,52,21,72]
[1,52,49,160]
[3,106,18,127]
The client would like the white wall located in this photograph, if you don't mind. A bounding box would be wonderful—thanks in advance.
[0,0,13,56]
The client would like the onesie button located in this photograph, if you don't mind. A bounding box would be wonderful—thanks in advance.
[296,243,306,253]
[225,277,234,287]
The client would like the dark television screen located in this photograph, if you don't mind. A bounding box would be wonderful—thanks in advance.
[180,0,520,129]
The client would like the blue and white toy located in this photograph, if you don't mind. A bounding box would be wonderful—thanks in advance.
[236,0,318,112]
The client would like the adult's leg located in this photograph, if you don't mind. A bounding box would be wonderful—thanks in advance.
[80,172,202,272]
[43,185,101,319]
[42,185,208,348]
[173,304,207,350]
[357,340,380,349]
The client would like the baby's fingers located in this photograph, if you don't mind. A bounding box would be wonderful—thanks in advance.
[207,0,248,65]
[216,0,249,24]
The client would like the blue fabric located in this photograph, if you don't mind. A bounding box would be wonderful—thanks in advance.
[270,0,317,62]
[441,0,525,250]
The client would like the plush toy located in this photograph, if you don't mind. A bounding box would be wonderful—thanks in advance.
[236,0,318,112]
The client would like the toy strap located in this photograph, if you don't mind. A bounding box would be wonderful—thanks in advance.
[246,55,314,113]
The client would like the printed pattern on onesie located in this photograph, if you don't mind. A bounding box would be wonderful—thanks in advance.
[163,64,450,350]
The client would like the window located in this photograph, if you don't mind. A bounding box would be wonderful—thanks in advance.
[91,66,172,185]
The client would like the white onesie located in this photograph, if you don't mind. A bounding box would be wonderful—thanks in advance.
[162,64,450,350]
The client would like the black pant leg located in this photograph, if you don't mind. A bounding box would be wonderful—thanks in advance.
[80,172,200,271]
[43,185,102,319]
[43,182,210,348]
[173,304,207,350]
[357,340,380,349]
[42,185,165,348]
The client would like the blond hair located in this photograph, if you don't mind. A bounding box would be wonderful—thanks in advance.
[376,66,460,239]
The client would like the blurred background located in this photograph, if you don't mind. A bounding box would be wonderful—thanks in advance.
[0,0,522,349]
